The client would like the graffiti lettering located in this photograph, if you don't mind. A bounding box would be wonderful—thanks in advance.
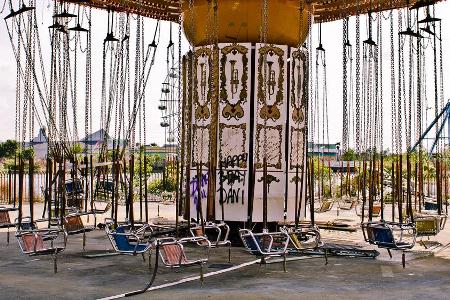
[218,186,245,205]
[190,173,208,207]
[221,153,248,168]
[217,169,246,205]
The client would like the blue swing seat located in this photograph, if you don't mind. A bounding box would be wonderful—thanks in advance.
[106,223,153,255]
[362,221,416,250]
[239,229,289,257]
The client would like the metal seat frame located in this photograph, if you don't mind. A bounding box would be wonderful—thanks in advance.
[156,236,210,283]
[63,213,96,251]
[239,229,289,271]
[16,228,67,273]
[362,220,416,268]
[190,221,231,262]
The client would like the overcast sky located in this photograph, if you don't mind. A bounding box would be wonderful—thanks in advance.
[0,1,449,150]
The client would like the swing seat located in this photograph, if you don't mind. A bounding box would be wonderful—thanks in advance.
[282,225,323,251]
[64,179,85,209]
[92,201,112,214]
[95,180,125,205]
[239,229,289,257]
[190,222,231,248]
[0,207,16,229]
[338,199,357,210]
[155,237,209,284]
[65,179,84,196]
[362,221,416,250]
[415,215,440,236]
[415,213,447,236]
[16,229,67,273]
[64,214,95,235]
[356,203,381,217]
[191,222,231,262]
[0,207,17,244]
[106,224,153,255]
[314,199,334,213]
[95,180,114,199]
[424,200,438,211]
[158,237,209,267]
[15,217,37,231]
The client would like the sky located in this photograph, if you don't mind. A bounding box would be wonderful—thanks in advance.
[0,1,449,150]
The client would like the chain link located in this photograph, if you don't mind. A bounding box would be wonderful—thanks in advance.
[390,10,396,154]
[342,18,348,152]
[397,10,403,154]
[416,23,422,151]
[355,14,361,154]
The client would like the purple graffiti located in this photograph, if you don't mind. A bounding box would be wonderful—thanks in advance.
[190,172,208,207]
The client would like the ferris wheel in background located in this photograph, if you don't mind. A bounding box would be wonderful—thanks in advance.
[158,62,180,156]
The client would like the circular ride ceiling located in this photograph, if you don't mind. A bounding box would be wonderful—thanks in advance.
[63,0,442,23]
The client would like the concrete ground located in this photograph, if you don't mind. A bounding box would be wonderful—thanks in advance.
[1,202,450,299]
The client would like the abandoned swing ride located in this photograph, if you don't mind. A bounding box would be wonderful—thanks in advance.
[1,0,450,298]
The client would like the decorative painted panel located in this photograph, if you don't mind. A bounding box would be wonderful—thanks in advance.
[185,43,308,223]
[252,44,287,222]
[286,49,308,221]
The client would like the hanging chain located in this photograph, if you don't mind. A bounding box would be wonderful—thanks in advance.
[416,18,422,151]
[73,32,79,142]
[342,18,349,152]
[438,19,444,114]
[261,0,269,164]
[176,5,183,192]
[308,12,313,145]
[355,14,361,154]
[378,12,383,152]
[16,18,21,147]
[390,10,396,154]
[397,10,403,154]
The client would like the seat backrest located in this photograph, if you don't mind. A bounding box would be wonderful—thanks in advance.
[104,181,114,192]
[98,180,114,193]
[64,215,85,232]
[289,233,302,249]
[372,205,381,215]
[321,201,332,212]
[111,226,132,251]
[424,201,438,211]
[21,233,45,253]
[160,243,187,265]
[369,225,395,245]
[194,227,203,237]
[416,218,439,235]
[65,179,84,195]
[0,211,11,225]
[192,227,211,246]
[242,234,265,255]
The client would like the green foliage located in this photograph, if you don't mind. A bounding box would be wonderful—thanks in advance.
[148,176,177,196]
[341,149,357,161]
[0,140,18,158]
[312,158,332,180]
[130,154,165,175]
[20,148,35,160]
[71,143,83,155]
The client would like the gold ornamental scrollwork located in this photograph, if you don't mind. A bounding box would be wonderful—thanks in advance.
[220,44,249,121]
[194,47,213,121]
[290,49,308,125]
[257,45,285,122]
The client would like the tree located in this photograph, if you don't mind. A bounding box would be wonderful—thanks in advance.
[341,149,357,161]
[0,140,18,158]
[21,147,35,160]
